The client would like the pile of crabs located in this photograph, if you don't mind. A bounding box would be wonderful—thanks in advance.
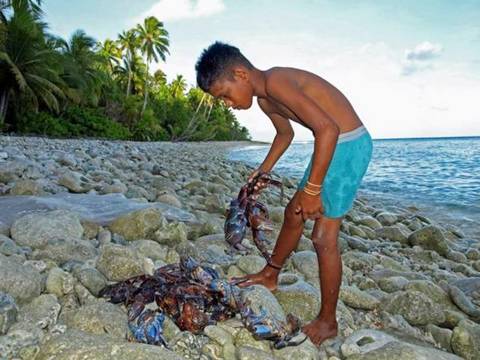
[99,172,305,349]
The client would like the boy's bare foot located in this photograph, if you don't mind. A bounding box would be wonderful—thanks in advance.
[230,267,278,291]
[301,317,338,347]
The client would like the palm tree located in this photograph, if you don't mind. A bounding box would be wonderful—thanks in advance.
[117,29,138,96]
[54,29,104,106]
[169,74,187,98]
[98,38,121,74]
[135,16,169,114]
[129,54,148,95]
[173,86,217,141]
[113,51,146,96]
[153,68,166,87]
[0,2,64,125]
[1,0,43,21]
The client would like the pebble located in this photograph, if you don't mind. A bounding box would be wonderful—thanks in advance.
[0,135,474,360]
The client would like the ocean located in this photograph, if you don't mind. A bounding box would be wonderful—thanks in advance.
[228,137,480,239]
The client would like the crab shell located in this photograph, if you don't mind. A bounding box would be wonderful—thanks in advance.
[128,309,167,347]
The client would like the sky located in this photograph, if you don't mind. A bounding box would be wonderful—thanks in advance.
[43,0,480,141]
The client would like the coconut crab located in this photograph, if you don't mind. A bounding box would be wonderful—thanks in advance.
[239,299,306,349]
[99,256,305,349]
[224,171,283,268]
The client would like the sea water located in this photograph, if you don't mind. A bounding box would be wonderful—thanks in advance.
[228,137,480,239]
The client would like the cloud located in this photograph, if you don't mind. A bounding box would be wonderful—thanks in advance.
[405,41,443,61]
[138,0,225,22]
[401,41,443,75]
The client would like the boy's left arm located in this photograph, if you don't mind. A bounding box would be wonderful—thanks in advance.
[265,74,339,220]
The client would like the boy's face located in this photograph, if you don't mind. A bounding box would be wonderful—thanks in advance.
[208,69,253,110]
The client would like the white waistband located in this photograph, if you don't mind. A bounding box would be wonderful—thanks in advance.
[337,125,368,144]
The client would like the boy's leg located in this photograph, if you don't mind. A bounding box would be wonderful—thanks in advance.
[299,127,371,345]
[231,190,305,290]
[302,215,342,346]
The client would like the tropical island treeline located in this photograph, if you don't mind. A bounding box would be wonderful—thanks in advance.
[0,0,251,141]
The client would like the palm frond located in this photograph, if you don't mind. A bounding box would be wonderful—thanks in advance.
[0,50,28,90]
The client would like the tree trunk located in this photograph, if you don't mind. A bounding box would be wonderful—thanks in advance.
[141,61,149,117]
[206,103,213,122]
[126,72,132,96]
[176,94,206,141]
[126,52,133,96]
[194,93,206,116]
[0,89,9,127]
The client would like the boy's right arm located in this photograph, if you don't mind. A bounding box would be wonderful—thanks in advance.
[248,108,294,183]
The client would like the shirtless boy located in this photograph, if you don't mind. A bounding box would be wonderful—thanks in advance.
[195,42,373,346]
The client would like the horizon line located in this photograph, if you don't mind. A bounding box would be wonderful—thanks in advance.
[279,134,480,143]
[374,134,480,141]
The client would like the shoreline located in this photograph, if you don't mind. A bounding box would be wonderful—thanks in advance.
[0,133,271,145]
[1,135,475,240]
[1,135,474,239]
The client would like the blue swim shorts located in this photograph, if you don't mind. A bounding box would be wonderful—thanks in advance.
[297,125,373,218]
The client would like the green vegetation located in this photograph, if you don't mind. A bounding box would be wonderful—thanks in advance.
[0,0,251,141]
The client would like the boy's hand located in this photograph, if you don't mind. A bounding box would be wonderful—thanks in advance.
[247,168,261,183]
[247,168,268,192]
[295,191,324,221]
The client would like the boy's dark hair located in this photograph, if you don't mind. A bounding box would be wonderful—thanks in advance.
[195,41,253,92]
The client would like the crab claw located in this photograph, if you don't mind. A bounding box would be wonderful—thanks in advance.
[228,277,249,286]
[273,333,308,349]
[128,301,145,322]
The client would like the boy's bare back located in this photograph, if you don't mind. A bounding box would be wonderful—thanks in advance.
[257,67,363,135]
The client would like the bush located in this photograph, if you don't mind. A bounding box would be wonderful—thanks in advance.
[62,106,131,139]
[132,108,168,141]
[17,112,72,137]
[16,106,132,139]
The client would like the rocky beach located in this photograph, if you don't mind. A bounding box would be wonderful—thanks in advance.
[0,135,480,360]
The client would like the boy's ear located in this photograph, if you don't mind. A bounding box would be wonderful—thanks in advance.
[232,67,249,81]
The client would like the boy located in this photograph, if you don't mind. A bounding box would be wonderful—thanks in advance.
[195,42,373,346]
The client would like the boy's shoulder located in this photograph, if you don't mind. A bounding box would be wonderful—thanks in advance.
[266,66,320,83]
[263,67,306,100]
[264,66,297,84]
